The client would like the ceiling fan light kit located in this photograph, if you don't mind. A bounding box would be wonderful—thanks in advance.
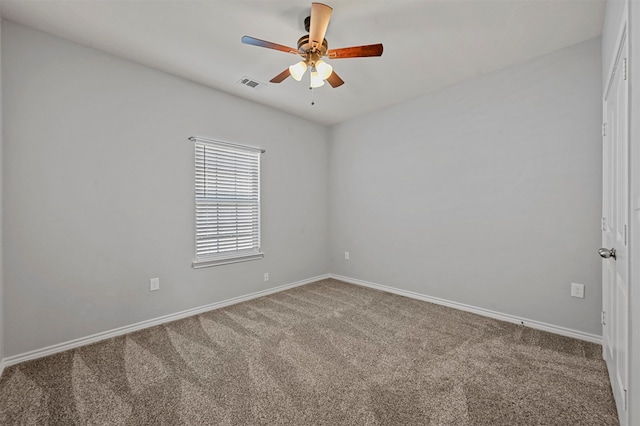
[310,69,325,88]
[241,2,383,91]
[315,60,333,80]
[289,61,308,81]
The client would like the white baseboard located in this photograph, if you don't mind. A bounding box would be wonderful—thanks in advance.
[3,274,331,368]
[2,272,601,370]
[331,274,602,345]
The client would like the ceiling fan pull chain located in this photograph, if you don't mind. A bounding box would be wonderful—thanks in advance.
[310,87,315,106]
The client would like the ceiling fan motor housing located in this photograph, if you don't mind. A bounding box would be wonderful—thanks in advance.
[297,35,328,66]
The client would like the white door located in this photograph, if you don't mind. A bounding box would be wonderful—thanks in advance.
[601,28,629,425]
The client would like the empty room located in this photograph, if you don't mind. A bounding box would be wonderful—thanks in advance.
[0,0,638,424]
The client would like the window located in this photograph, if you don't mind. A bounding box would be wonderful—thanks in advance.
[191,136,264,268]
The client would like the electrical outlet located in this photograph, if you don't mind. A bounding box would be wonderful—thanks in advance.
[345,251,350,260]
[571,283,585,299]
[150,277,160,291]
[264,273,269,282]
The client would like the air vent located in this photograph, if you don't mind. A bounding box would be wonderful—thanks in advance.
[238,76,267,90]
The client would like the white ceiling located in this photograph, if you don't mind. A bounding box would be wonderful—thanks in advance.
[0,0,605,126]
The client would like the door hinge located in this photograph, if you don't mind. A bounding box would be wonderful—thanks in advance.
[601,311,606,326]
[623,58,628,81]
[624,224,627,245]
[603,122,607,137]
[623,388,627,411]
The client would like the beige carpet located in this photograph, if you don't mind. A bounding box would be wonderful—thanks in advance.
[0,279,618,425]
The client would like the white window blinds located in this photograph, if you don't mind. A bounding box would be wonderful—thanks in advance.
[191,137,264,268]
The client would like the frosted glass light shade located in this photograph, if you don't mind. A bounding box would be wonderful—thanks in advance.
[315,60,333,80]
[289,61,307,81]
[310,70,325,88]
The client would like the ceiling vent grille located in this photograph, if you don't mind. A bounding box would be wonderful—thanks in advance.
[238,76,267,90]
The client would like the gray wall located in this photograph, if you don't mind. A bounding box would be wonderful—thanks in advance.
[2,18,605,358]
[0,17,4,364]
[328,38,603,335]
[2,21,329,357]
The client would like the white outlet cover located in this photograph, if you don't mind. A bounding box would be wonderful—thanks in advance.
[571,283,584,299]
[150,277,160,291]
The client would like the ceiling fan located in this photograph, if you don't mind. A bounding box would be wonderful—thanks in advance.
[241,2,383,89]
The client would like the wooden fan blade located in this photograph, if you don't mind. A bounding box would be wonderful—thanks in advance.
[327,44,384,59]
[241,36,298,54]
[270,68,291,83]
[309,3,333,49]
[326,70,344,88]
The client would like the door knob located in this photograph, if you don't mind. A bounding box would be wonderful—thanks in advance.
[599,248,616,260]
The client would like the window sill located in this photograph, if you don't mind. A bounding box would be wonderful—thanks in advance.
[192,252,264,269]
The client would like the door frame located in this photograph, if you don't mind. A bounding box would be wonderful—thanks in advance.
[627,1,640,424]
[603,7,631,426]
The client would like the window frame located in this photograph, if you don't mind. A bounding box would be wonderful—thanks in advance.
[190,136,265,269]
